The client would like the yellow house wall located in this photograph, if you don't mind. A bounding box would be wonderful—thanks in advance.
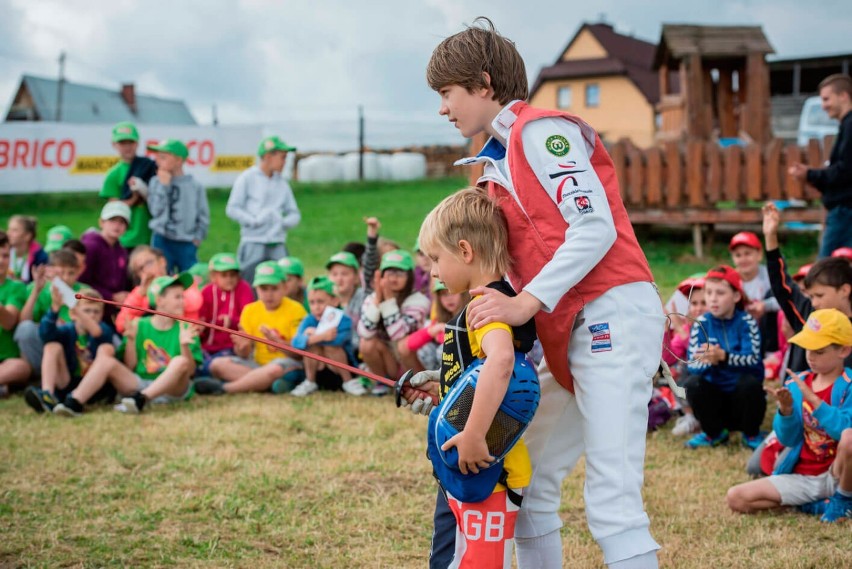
[529,76,655,148]
[561,29,607,60]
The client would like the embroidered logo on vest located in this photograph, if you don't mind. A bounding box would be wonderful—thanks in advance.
[545,135,570,157]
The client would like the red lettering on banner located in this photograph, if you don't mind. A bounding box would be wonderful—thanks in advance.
[185,140,197,166]
[198,140,214,166]
[57,140,75,167]
[13,140,29,167]
[31,140,39,167]
[0,140,8,168]
[40,140,55,167]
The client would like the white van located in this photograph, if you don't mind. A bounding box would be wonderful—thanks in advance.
[797,96,839,147]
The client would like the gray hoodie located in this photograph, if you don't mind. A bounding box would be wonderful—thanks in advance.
[225,165,301,244]
[148,174,210,243]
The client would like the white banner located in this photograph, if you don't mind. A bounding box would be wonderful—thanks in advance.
[0,122,265,194]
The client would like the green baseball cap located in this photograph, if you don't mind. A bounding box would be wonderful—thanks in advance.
[277,256,304,277]
[147,138,189,159]
[112,121,139,142]
[208,253,240,272]
[253,261,286,286]
[147,272,193,307]
[325,251,359,270]
[187,262,210,286]
[44,225,74,253]
[258,135,296,157]
[308,275,336,296]
[380,250,414,272]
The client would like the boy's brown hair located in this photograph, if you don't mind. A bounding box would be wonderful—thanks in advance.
[0,230,8,248]
[49,249,79,268]
[819,74,852,98]
[426,16,528,105]
[804,257,852,294]
[419,187,511,277]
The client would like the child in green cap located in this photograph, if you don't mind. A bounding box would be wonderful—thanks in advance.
[199,261,307,395]
[277,256,307,309]
[147,139,210,273]
[289,276,365,397]
[99,121,157,250]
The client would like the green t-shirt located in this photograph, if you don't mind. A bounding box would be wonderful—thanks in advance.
[101,160,152,248]
[122,316,202,380]
[0,278,27,360]
[27,281,86,323]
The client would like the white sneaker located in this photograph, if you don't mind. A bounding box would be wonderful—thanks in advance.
[371,383,390,397]
[342,379,368,396]
[672,413,700,436]
[290,380,319,397]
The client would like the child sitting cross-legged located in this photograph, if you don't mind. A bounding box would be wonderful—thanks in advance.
[53,273,201,416]
[197,261,306,395]
[288,275,366,397]
[23,288,116,413]
[726,309,852,521]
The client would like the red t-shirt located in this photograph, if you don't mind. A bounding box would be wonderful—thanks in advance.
[793,374,836,476]
[198,280,254,353]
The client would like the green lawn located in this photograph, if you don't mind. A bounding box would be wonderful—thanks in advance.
[0,181,842,568]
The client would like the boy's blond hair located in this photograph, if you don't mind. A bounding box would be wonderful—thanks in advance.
[426,16,528,105]
[418,187,510,277]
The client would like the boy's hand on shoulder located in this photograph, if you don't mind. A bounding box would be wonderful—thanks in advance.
[441,431,494,475]
[467,288,542,329]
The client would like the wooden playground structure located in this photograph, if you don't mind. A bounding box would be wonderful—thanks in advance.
[468,24,830,257]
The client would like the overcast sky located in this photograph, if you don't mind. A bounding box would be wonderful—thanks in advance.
[1,0,849,151]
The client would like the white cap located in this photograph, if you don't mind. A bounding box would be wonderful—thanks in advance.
[100,201,131,223]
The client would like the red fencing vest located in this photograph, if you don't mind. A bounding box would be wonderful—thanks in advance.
[485,101,653,393]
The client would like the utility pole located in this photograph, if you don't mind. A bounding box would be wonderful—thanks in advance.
[212,104,218,126]
[358,105,364,181]
[56,51,66,122]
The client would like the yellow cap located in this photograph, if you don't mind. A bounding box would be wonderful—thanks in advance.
[789,309,852,350]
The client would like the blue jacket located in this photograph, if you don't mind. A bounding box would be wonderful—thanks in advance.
[291,311,354,362]
[38,310,115,379]
[773,368,852,475]
[687,309,763,391]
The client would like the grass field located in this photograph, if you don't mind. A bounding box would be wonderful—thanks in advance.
[1,180,847,568]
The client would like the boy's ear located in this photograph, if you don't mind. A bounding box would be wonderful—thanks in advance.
[840,283,852,299]
[457,240,474,263]
[479,72,494,97]
[839,345,852,359]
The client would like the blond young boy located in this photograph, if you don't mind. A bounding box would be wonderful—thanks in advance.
[427,18,663,568]
[726,309,852,521]
[289,275,364,397]
[0,230,30,396]
[53,274,201,416]
[146,139,210,273]
[401,188,537,568]
[100,122,158,250]
[24,288,116,413]
[199,261,306,394]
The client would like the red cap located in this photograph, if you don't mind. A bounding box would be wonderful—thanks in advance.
[705,264,747,303]
[831,247,852,261]
[677,276,705,297]
[729,231,761,251]
[794,264,813,281]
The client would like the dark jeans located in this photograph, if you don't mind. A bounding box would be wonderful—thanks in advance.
[820,205,852,258]
[430,489,456,569]
[152,233,198,274]
[684,374,766,438]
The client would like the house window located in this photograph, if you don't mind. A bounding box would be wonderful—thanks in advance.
[585,83,600,108]
[557,86,572,109]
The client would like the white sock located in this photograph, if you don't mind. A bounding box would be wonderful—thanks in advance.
[608,550,659,569]
[515,529,562,569]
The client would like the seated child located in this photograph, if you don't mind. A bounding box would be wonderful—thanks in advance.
[24,288,116,412]
[0,231,30,397]
[413,239,432,298]
[326,251,366,355]
[398,280,467,372]
[400,188,538,567]
[15,249,87,378]
[198,253,254,373]
[277,256,307,309]
[146,139,210,273]
[357,249,430,395]
[729,231,780,353]
[684,265,766,449]
[669,277,706,437]
[53,273,201,416]
[726,309,852,522]
[289,275,365,397]
[116,246,203,333]
[199,261,306,394]
[6,214,47,284]
[79,201,132,306]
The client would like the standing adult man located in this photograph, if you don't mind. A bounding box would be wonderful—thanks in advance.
[226,136,301,284]
[789,74,852,258]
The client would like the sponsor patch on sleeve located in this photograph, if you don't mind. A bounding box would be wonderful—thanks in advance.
[589,322,612,353]
[574,195,594,214]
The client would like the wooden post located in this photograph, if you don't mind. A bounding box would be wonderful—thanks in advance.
[717,67,736,138]
[645,147,663,206]
[685,54,707,139]
[611,140,628,201]
[745,143,764,202]
[686,141,705,207]
[743,53,771,144]
[764,139,783,200]
[692,224,705,260]
[627,145,645,206]
[665,142,683,208]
